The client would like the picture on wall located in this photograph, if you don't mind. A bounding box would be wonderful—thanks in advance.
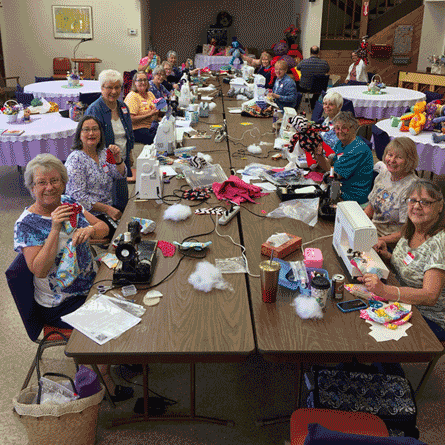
[52,5,93,39]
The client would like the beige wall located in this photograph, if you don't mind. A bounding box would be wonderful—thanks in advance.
[300,0,324,58]
[2,0,143,86]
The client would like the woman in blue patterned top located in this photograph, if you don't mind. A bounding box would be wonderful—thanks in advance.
[14,154,108,327]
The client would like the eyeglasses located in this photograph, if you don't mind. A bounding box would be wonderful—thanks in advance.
[34,178,62,188]
[81,127,100,133]
[136,79,148,83]
[406,198,441,208]
[333,125,350,132]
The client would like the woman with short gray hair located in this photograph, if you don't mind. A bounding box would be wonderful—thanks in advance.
[149,66,171,99]
[86,69,134,212]
[313,111,373,204]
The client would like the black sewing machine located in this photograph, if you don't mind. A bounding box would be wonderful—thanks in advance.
[113,221,158,286]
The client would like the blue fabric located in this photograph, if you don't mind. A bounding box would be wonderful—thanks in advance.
[333,136,374,204]
[423,315,445,341]
[149,80,170,99]
[305,423,426,445]
[86,96,134,210]
[272,74,297,110]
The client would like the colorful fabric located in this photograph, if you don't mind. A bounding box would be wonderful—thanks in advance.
[124,91,156,130]
[367,170,418,237]
[65,150,126,214]
[391,231,445,330]
[14,195,96,308]
[332,137,374,204]
[212,175,268,204]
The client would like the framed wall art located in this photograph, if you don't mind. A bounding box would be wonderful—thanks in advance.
[52,5,93,39]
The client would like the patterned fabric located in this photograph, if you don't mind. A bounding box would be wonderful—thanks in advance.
[368,171,418,236]
[315,369,416,419]
[65,150,126,214]
[332,137,374,204]
[148,80,170,99]
[14,195,96,308]
[297,56,330,90]
[391,231,445,330]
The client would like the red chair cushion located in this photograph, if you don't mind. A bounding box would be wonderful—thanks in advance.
[43,326,73,342]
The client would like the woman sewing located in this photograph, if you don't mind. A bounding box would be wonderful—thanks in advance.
[365,137,419,244]
[361,180,445,340]
[313,111,374,205]
[65,116,127,237]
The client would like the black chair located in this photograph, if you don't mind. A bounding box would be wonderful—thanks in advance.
[371,124,391,160]
[79,92,101,106]
[311,96,356,124]
[34,76,54,83]
[15,91,34,107]
[368,72,375,83]
[5,253,114,404]
[347,80,367,86]
[295,92,303,112]
[425,91,443,103]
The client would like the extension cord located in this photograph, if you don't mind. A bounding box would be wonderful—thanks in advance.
[218,205,240,225]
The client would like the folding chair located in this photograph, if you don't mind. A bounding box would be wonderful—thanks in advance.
[15,91,34,107]
[371,124,391,160]
[5,253,114,405]
[290,408,389,444]
[79,92,101,107]
[34,76,54,83]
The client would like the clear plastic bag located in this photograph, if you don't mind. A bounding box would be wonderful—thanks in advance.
[215,256,247,274]
[35,377,79,405]
[266,198,319,227]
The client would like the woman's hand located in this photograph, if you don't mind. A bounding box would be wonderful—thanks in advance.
[313,142,324,157]
[358,273,386,296]
[50,204,73,231]
[269,93,280,99]
[108,144,122,163]
[106,205,122,221]
[71,225,95,247]
[373,239,391,261]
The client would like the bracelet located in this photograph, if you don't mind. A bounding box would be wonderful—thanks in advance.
[115,159,124,165]
[395,286,401,302]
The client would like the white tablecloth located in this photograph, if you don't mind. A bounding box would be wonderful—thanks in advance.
[24,80,101,110]
[328,86,426,119]
[194,54,242,70]
[375,119,445,175]
[0,113,77,166]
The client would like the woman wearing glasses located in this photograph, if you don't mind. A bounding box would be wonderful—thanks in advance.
[364,137,419,245]
[313,111,374,205]
[361,180,445,340]
[124,71,159,145]
[86,69,134,212]
[65,116,127,237]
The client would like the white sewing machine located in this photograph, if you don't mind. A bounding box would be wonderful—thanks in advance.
[241,63,255,81]
[253,74,266,101]
[135,144,163,200]
[333,201,389,281]
[154,113,176,155]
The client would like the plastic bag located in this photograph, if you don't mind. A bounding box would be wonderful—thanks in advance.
[35,376,79,405]
[266,198,319,227]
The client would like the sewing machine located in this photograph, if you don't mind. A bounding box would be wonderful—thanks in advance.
[253,74,266,101]
[241,63,255,81]
[333,201,389,281]
[135,144,163,200]
[154,112,176,155]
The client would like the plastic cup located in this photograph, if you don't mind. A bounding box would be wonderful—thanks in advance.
[259,260,281,303]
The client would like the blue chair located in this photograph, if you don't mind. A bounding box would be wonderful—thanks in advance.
[34,76,54,83]
[15,91,34,107]
[5,253,114,403]
[79,92,101,106]
[425,91,443,103]
[311,96,356,125]
[372,124,391,160]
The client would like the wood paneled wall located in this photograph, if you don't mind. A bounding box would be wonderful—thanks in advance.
[320,5,424,86]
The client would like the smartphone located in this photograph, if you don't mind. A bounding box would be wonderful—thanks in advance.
[337,299,368,313]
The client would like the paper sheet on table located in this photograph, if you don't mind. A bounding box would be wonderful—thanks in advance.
[61,294,141,345]
[175,119,192,127]
[228,108,242,114]
[241,175,262,184]
[253,182,277,191]
[160,165,176,176]
[365,320,412,342]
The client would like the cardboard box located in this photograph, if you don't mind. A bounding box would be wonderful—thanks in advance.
[261,233,302,259]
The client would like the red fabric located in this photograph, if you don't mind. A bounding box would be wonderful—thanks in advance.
[212,175,267,204]
[305,141,335,167]
[106,148,116,164]
[62,202,82,228]
[157,240,176,257]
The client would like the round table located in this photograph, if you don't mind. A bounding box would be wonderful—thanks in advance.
[0,113,77,167]
[328,86,426,120]
[24,80,101,110]
[375,119,445,175]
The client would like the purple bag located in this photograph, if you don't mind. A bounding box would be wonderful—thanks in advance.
[74,365,101,399]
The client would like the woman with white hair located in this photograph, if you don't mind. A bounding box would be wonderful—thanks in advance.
[166,50,182,82]
[86,69,134,211]
[320,90,344,149]
[149,66,171,99]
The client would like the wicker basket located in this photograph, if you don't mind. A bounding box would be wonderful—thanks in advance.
[12,384,105,445]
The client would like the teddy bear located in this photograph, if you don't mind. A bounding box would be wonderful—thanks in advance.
[398,101,426,135]
[423,100,443,131]
[229,37,245,65]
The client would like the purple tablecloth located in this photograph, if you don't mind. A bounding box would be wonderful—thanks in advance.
[375,119,445,175]
[0,113,77,166]
[194,54,242,71]
[328,86,426,120]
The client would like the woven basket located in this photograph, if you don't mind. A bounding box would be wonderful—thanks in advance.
[12,384,104,445]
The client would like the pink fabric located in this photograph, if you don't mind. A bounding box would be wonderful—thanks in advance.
[212,175,267,204]
[157,240,176,257]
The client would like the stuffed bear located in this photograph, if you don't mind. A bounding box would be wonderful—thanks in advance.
[229,37,245,65]
[398,101,426,135]
[423,100,442,131]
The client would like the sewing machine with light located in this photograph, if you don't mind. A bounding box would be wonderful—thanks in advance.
[135,144,163,200]
[154,111,176,155]
[333,201,389,281]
